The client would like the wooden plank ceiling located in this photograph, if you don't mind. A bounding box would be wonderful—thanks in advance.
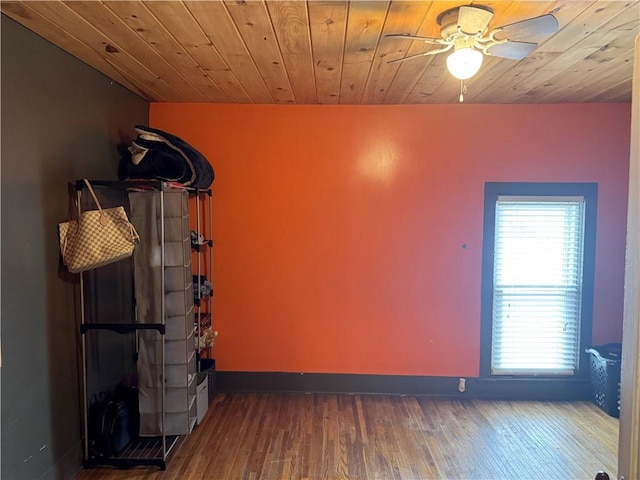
[2,1,638,104]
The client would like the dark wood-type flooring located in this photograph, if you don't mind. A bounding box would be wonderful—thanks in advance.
[76,393,618,480]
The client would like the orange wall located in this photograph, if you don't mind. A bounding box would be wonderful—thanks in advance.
[150,104,631,377]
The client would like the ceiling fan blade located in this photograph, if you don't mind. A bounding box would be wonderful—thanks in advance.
[387,44,453,64]
[486,40,538,60]
[457,5,494,35]
[493,14,559,41]
[385,34,444,45]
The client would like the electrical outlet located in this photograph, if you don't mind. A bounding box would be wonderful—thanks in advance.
[458,378,466,393]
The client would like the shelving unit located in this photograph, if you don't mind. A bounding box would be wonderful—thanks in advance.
[76,180,199,470]
[190,189,214,422]
[191,189,214,361]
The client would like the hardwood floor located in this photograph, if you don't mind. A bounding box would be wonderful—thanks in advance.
[75,393,618,480]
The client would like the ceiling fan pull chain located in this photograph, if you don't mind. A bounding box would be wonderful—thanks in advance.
[459,80,469,103]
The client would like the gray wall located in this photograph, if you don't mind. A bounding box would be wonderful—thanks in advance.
[1,14,149,479]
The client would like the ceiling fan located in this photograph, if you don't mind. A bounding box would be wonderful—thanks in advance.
[386,5,559,100]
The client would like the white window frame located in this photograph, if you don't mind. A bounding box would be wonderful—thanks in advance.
[491,195,585,376]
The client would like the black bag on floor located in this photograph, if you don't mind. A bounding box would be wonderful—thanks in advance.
[88,392,131,457]
[114,382,140,440]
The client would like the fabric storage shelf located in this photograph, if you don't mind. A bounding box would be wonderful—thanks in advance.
[159,334,195,365]
[166,379,197,413]
[166,356,197,388]
[139,400,196,437]
[165,266,192,292]
[162,191,189,217]
[165,285,194,316]
[165,309,194,340]
[164,399,197,436]
[164,239,191,267]
[163,215,190,242]
[133,185,197,438]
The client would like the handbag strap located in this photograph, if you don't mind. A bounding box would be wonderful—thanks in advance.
[66,182,79,221]
[83,179,108,226]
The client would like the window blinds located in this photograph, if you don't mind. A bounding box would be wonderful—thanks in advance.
[491,197,585,376]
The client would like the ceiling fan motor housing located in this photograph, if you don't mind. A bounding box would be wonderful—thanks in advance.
[437,5,494,39]
[438,9,461,38]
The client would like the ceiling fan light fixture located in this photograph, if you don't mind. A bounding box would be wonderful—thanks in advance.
[446,47,483,80]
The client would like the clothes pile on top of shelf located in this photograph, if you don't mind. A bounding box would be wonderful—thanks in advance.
[118,125,214,189]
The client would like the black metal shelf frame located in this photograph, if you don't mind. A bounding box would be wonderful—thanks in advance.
[76,180,198,471]
[191,188,214,367]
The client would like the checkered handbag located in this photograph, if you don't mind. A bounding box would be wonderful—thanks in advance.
[58,179,140,273]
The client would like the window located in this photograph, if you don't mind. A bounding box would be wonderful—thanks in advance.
[480,183,597,378]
